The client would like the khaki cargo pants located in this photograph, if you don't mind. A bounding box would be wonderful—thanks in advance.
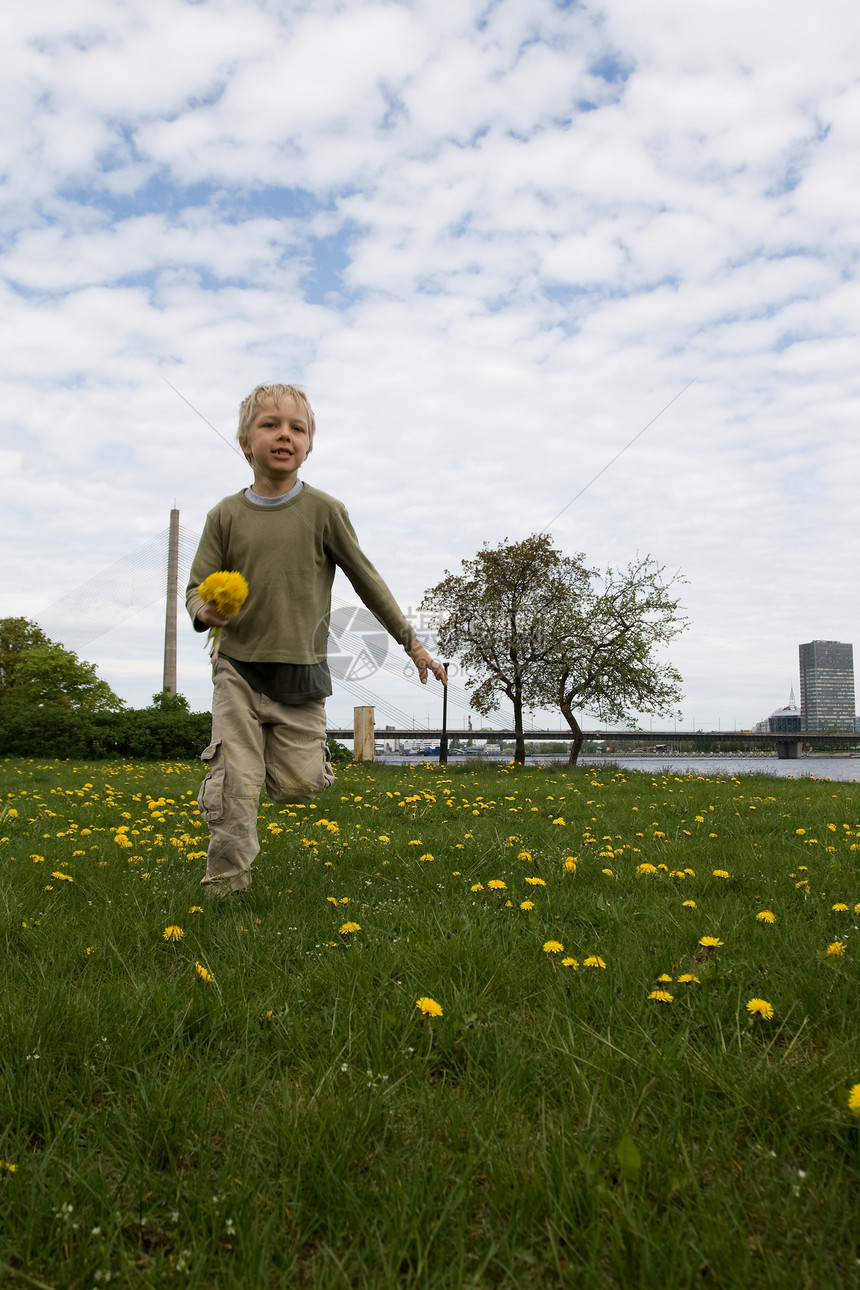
[197,658,334,894]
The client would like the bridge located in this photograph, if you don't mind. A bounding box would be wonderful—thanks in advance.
[328,725,860,760]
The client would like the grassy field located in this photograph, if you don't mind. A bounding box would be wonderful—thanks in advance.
[1,755,859,1289]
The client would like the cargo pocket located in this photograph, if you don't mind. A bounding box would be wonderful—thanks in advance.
[198,740,225,823]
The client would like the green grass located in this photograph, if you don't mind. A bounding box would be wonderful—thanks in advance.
[1,756,859,1288]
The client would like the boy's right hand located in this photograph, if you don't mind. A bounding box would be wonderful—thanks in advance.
[196,601,230,629]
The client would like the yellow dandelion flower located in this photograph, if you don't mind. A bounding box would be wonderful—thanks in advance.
[520,900,535,910]
[583,955,606,968]
[419,853,434,862]
[517,850,532,861]
[637,863,657,875]
[795,828,806,835]
[712,869,730,879]
[525,876,546,886]
[699,935,723,947]
[561,956,579,968]
[656,973,673,983]
[746,998,774,1019]
[470,882,484,892]
[832,903,848,912]
[648,990,673,1003]
[51,871,74,882]
[756,910,775,923]
[601,868,613,876]
[682,899,697,908]
[0,1161,17,1173]
[416,997,443,1017]
[189,905,203,914]
[677,973,699,984]
[487,879,506,890]
[339,922,361,934]
[194,962,215,983]
[542,940,564,954]
[564,856,577,872]
[162,926,184,941]
[827,941,847,957]
[848,1084,860,1116]
[855,903,860,916]
[197,571,250,658]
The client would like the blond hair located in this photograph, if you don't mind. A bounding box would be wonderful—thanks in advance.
[237,384,316,455]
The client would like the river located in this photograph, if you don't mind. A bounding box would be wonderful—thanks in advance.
[377,754,860,781]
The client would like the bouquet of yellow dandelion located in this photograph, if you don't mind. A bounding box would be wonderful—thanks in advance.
[198,570,249,659]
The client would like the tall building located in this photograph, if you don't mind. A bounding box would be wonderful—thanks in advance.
[798,641,855,732]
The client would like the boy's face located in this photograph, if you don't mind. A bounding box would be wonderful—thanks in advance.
[242,394,311,495]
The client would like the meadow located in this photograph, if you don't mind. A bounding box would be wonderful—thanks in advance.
[1,755,859,1289]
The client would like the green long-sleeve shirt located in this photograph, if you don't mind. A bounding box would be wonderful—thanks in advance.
[186,485,415,664]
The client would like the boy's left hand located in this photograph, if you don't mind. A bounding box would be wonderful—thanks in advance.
[406,639,447,686]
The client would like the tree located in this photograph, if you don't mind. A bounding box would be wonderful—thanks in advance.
[148,688,191,713]
[0,617,125,712]
[420,535,591,764]
[531,555,687,765]
[421,540,687,767]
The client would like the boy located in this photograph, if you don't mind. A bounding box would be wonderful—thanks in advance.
[186,383,445,896]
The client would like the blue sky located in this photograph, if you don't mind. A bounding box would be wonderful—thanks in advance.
[2,0,859,731]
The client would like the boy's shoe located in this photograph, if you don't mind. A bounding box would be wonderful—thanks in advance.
[201,880,248,900]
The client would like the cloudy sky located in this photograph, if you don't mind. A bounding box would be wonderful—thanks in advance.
[3,0,859,734]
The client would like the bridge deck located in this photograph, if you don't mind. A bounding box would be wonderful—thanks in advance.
[328,729,858,747]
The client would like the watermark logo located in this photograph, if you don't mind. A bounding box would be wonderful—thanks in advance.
[323,604,450,682]
[327,606,390,682]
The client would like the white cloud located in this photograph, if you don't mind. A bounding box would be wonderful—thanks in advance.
[1,0,858,726]
[5,213,306,291]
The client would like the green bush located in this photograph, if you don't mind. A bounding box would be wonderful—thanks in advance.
[0,704,355,763]
[0,703,211,759]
